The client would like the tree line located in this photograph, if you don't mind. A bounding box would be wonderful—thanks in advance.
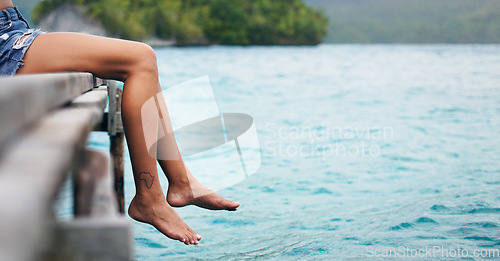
[33,0,328,45]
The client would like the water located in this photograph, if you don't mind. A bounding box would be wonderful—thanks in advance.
[56,44,500,260]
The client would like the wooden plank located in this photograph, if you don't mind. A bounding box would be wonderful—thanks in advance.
[111,88,125,213]
[107,81,117,136]
[74,149,119,217]
[107,81,124,134]
[0,73,94,152]
[0,104,104,260]
[111,133,125,214]
[104,82,125,213]
[71,86,108,128]
[93,76,107,87]
[0,75,130,260]
[51,217,132,261]
[72,86,108,110]
[0,106,103,203]
[0,182,49,261]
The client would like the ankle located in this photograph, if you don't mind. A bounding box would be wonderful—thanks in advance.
[133,190,165,203]
[168,177,190,188]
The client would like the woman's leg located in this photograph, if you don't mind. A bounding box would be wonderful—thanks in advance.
[17,32,204,244]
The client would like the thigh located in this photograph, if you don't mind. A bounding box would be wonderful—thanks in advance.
[17,32,147,81]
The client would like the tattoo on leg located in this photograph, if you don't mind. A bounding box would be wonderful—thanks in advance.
[139,171,154,189]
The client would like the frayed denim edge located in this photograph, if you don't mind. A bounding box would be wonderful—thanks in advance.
[12,29,45,75]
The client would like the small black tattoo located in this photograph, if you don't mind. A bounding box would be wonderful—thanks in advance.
[139,171,154,189]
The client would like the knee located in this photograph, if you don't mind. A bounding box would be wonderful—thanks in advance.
[135,43,158,74]
[125,43,158,80]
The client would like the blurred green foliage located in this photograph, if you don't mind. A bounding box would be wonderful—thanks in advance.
[32,0,328,45]
[304,0,500,44]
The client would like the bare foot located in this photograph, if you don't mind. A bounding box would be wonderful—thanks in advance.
[128,195,201,245]
[167,177,240,211]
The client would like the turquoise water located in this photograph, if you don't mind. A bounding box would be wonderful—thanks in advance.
[60,44,500,260]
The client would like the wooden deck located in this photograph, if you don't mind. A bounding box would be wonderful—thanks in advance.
[0,73,130,260]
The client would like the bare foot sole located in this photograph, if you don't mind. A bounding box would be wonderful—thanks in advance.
[167,182,240,211]
[128,196,201,245]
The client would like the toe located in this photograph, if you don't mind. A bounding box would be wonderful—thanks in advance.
[186,233,196,245]
[226,201,240,210]
[191,234,199,244]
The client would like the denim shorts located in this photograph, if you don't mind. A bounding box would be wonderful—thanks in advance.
[0,7,44,76]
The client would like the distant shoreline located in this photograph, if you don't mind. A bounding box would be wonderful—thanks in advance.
[149,43,500,48]
[33,1,327,46]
